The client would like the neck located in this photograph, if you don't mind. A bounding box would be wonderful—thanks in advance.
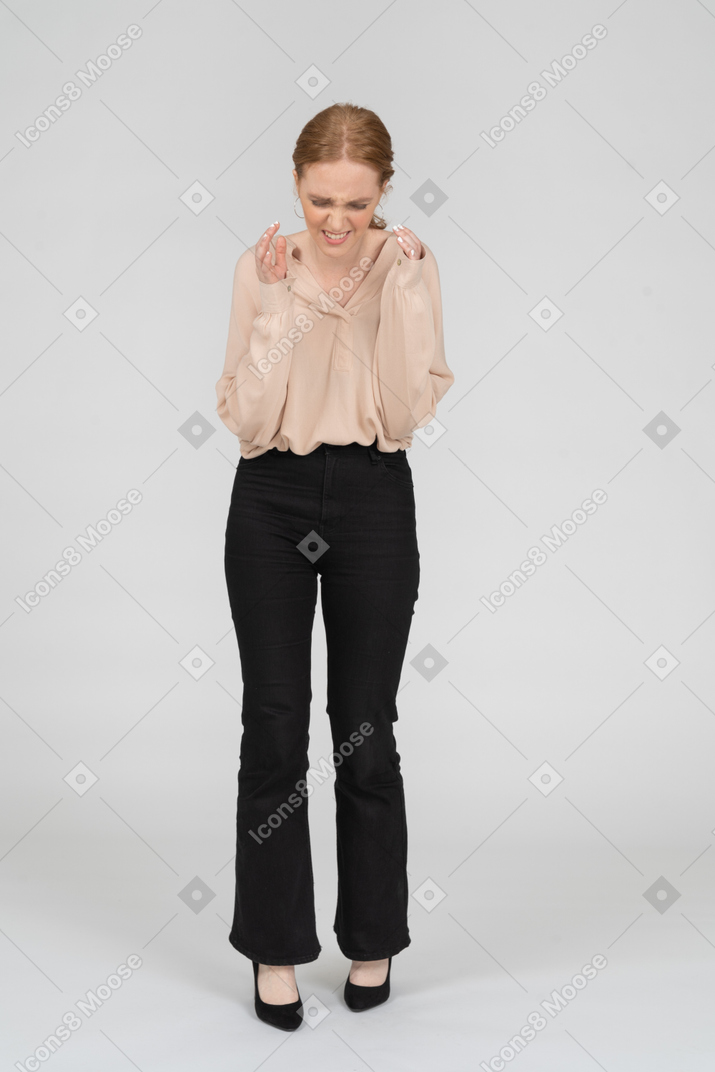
[308,228,374,273]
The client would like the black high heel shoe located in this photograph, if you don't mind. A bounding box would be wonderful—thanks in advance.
[344,956,392,1011]
[252,961,303,1031]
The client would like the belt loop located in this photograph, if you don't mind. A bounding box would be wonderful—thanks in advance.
[367,437,380,465]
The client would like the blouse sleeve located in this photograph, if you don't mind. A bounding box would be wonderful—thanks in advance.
[371,242,455,440]
[215,248,297,448]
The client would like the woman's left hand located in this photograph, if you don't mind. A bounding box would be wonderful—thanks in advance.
[392,224,424,260]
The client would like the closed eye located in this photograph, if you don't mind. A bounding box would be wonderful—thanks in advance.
[311,200,369,210]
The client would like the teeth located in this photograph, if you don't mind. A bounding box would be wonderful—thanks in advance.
[324,230,348,238]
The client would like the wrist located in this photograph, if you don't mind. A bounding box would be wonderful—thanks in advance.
[393,253,425,289]
[258,277,294,311]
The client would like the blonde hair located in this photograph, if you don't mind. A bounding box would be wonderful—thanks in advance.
[292,102,394,230]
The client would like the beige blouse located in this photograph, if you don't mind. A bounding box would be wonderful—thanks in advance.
[215,230,455,459]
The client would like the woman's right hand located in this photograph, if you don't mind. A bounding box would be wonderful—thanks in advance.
[255,221,287,284]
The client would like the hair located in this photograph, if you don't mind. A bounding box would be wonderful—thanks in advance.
[292,103,394,230]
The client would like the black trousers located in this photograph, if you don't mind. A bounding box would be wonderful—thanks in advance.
[223,437,420,965]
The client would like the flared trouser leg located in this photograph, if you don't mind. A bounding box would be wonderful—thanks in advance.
[319,489,418,960]
[224,479,321,964]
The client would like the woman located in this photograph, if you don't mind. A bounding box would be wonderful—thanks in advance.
[215,102,454,1030]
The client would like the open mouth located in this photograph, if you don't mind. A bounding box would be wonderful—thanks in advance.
[322,229,350,243]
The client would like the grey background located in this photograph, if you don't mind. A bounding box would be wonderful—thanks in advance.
[1,1,714,1069]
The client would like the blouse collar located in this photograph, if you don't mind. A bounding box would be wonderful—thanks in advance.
[269,231,399,318]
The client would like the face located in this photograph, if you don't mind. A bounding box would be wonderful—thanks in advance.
[293,159,387,257]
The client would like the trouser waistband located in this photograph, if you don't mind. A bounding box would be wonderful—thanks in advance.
[318,437,381,463]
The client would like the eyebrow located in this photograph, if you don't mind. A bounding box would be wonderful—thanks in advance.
[306,194,372,202]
